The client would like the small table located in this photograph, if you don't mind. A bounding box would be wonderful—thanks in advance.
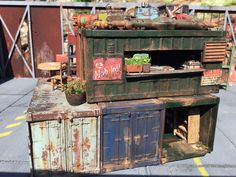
[37,62,61,71]
[37,62,62,90]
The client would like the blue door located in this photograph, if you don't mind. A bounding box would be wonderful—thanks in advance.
[132,111,161,167]
[101,100,164,172]
[102,113,132,172]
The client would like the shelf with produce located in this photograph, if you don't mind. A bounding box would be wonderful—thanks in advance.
[126,68,205,78]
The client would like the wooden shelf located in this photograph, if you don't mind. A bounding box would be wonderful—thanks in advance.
[126,69,205,78]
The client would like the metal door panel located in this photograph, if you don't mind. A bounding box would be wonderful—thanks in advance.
[30,121,50,176]
[132,111,161,166]
[47,120,66,172]
[30,120,65,177]
[103,113,131,169]
[81,118,100,172]
[69,117,100,174]
[101,99,164,172]
[132,112,146,161]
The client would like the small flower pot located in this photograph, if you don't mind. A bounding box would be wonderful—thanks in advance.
[65,93,86,106]
[143,63,151,73]
[125,64,143,73]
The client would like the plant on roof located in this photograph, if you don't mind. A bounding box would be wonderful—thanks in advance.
[64,80,86,95]
[125,53,151,65]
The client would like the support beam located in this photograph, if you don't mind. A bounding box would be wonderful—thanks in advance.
[223,10,228,30]
[0,16,33,77]
[189,9,195,16]
[60,5,64,54]
[227,12,236,45]
[27,5,35,78]
[0,34,6,78]
[4,7,28,71]
[63,10,75,36]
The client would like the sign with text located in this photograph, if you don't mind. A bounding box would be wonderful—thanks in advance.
[201,69,222,86]
[93,57,122,80]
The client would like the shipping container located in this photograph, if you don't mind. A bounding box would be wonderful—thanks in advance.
[27,80,101,177]
[78,29,226,103]
[159,95,219,163]
[27,79,220,175]
[99,99,165,172]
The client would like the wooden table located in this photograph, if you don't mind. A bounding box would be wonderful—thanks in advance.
[37,62,62,90]
[37,62,61,71]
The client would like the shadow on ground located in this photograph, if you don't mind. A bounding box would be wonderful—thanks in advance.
[0,171,228,177]
[0,172,30,177]
[0,78,11,85]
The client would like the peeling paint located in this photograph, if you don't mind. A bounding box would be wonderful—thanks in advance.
[72,128,81,171]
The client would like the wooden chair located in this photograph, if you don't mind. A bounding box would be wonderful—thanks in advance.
[51,54,68,90]
[51,62,67,90]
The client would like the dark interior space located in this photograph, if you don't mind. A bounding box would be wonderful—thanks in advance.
[0,22,14,80]
[162,106,213,163]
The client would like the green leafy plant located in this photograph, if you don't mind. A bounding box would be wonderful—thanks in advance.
[125,53,151,65]
[64,80,86,95]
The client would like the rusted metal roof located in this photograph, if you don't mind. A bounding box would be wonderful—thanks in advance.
[27,79,100,122]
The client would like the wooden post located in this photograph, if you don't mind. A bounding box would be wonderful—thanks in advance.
[187,108,200,144]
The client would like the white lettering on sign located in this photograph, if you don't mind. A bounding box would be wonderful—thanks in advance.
[201,69,222,86]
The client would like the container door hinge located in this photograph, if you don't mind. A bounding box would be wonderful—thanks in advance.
[68,112,75,123]
[57,115,62,123]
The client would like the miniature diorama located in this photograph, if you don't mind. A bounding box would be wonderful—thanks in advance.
[27,3,226,176]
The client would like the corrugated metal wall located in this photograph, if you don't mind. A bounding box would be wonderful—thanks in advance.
[0,5,62,78]
[31,7,62,77]
[0,7,29,78]
[29,117,100,177]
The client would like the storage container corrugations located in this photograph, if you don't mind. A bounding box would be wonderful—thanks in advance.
[99,99,165,172]
[27,80,101,177]
[29,116,100,177]
[80,29,226,103]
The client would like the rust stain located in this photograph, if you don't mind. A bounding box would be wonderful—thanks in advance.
[104,159,131,172]
[46,142,58,157]
[39,122,45,136]
[159,97,197,106]
[123,127,130,144]
[90,118,94,125]
[83,137,91,152]
[36,42,54,63]
[134,134,141,145]
[122,158,130,166]
[73,128,81,171]
[52,157,59,167]
[41,149,48,169]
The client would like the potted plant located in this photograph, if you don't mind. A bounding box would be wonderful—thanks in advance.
[124,56,143,73]
[124,53,151,73]
[64,80,86,106]
[140,54,151,73]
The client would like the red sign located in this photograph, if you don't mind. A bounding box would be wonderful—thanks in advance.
[203,69,222,77]
[93,58,122,80]
[201,69,222,86]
